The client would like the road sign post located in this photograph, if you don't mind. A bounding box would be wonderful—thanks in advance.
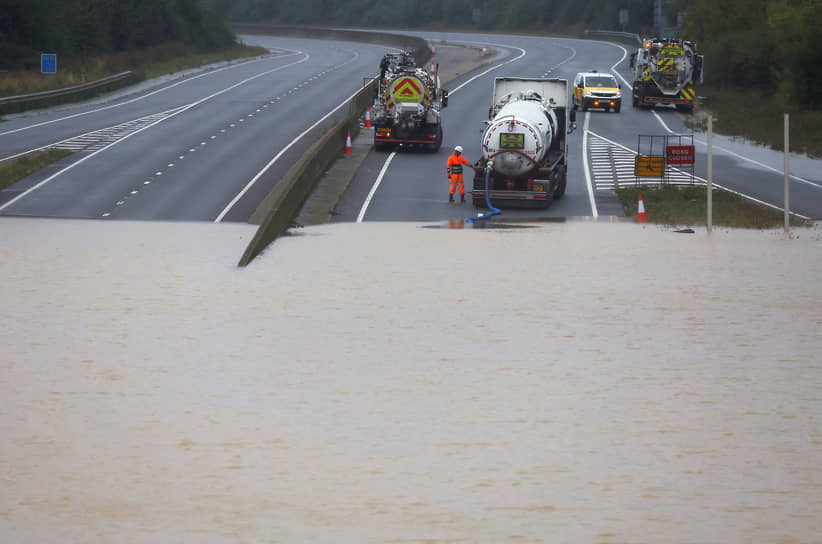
[707,116,713,234]
[784,113,790,234]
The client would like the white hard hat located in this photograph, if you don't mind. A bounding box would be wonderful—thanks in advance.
[454,145,463,152]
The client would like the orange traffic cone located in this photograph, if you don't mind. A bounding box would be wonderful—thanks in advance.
[344,130,352,155]
[637,193,647,223]
[364,107,371,128]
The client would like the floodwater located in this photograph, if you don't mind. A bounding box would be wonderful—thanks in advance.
[1,217,821,543]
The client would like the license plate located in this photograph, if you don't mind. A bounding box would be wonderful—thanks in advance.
[533,183,544,192]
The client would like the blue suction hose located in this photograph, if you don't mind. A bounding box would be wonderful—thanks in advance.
[467,161,500,223]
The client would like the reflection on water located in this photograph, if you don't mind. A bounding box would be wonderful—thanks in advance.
[1,217,821,543]
[424,219,540,230]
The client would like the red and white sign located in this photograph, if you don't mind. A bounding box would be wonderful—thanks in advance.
[666,145,695,165]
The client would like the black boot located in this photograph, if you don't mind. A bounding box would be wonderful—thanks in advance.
[460,194,465,203]
[449,194,454,203]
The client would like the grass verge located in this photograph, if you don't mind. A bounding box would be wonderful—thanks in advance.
[0,149,73,191]
[0,42,269,99]
[616,185,812,229]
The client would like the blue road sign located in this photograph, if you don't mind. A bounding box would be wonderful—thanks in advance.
[41,54,57,74]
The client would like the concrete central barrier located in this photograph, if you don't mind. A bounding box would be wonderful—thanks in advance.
[235,24,430,267]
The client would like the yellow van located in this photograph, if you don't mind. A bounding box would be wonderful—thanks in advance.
[572,71,622,112]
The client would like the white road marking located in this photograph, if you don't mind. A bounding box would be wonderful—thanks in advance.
[0,51,304,138]
[650,111,819,188]
[448,42,527,94]
[357,152,396,223]
[214,52,368,222]
[0,54,313,213]
[359,41,530,222]
[586,129,810,219]
[582,112,598,217]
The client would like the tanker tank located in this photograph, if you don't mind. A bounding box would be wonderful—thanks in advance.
[481,91,557,178]
[471,78,574,210]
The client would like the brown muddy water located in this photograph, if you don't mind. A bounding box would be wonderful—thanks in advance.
[1,217,821,543]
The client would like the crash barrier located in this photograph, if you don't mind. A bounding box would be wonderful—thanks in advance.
[0,71,137,115]
[584,30,642,45]
[237,78,378,267]
[235,24,431,266]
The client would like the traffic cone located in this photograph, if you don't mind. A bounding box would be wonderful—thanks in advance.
[364,107,371,128]
[344,130,352,155]
[637,193,647,223]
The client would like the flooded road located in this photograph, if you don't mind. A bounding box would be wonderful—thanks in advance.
[2,217,821,543]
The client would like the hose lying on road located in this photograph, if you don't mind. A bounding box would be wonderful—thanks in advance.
[467,162,500,223]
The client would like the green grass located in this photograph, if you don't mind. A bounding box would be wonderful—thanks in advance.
[0,42,270,98]
[136,43,270,80]
[0,149,73,191]
[616,185,811,229]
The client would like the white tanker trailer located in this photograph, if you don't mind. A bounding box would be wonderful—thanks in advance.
[472,77,575,209]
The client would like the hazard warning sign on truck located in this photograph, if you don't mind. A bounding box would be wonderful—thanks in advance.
[391,77,421,103]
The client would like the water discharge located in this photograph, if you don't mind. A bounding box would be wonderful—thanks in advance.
[1,217,821,542]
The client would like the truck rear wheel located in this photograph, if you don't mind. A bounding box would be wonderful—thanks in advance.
[553,168,567,200]
[426,126,443,152]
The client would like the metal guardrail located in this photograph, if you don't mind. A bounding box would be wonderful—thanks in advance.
[584,30,642,45]
[0,71,135,106]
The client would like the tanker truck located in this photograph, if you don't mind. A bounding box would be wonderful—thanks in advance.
[372,50,448,152]
[471,77,575,209]
[629,37,703,112]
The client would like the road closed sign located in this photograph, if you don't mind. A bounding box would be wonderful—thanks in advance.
[666,145,695,165]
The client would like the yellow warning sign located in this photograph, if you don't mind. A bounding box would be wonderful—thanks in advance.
[634,155,665,177]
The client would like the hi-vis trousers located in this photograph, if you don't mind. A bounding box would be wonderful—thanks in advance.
[449,175,465,196]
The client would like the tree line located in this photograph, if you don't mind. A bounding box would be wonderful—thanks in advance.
[208,0,659,32]
[0,0,234,69]
[210,0,821,108]
[675,0,821,108]
[1,0,818,108]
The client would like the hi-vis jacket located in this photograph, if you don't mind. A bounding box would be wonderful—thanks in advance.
[447,153,470,179]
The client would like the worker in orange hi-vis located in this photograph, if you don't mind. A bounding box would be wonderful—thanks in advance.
[446,145,470,203]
